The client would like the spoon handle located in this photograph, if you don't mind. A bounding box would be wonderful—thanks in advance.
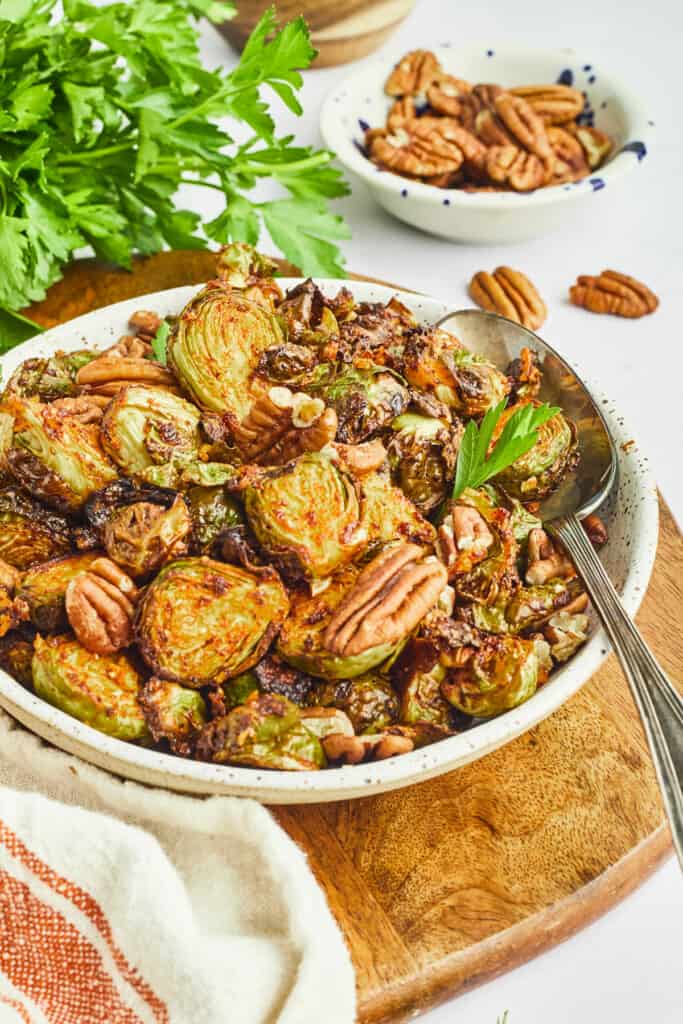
[551,513,683,870]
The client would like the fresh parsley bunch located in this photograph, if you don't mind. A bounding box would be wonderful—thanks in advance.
[0,0,350,328]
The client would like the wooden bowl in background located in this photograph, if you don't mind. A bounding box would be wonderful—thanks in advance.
[216,0,415,68]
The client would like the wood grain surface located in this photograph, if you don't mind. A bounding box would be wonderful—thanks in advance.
[22,252,683,1023]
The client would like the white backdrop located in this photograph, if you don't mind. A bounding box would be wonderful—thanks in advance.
[194,3,683,1021]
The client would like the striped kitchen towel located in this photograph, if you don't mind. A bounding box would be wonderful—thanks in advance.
[0,710,356,1024]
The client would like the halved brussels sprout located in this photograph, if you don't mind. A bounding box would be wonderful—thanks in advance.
[216,243,282,306]
[446,488,519,607]
[442,634,551,717]
[252,655,316,705]
[17,551,103,632]
[315,673,399,733]
[314,365,408,444]
[32,634,148,740]
[257,343,318,385]
[168,282,285,419]
[186,485,243,555]
[494,404,579,500]
[277,280,340,345]
[3,351,97,402]
[221,670,260,711]
[0,631,35,686]
[196,692,325,770]
[100,385,202,476]
[244,453,365,580]
[401,328,509,417]
[502,577,586,634]
[299,707,354,740]
[103,496,192,578]
[277,567,398,680]
[0,487,72,569]
[139,677,207,756]
[387,413,461,514]
[391,638,451,726]
[4,396,117,511]
[360,470,435,549]
[136,557,289,686]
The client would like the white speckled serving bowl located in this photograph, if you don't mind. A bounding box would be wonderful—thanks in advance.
[320,46,653,243]
[0,281,658,803]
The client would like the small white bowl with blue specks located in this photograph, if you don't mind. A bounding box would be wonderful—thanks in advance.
[320,45,653,243]
[0,281,659,802]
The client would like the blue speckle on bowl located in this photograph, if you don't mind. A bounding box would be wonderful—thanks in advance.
[443,198,451,205]
[648,120,655,127]
[588,74,596,84]
[601,100,608,109]
[401,188,408,197]
[583,63,592,72]
[557,68,574,86]
[621,140,647,161]
[358,118,370,132]
[486,49,494,57]
[589,177,605,191]
[353,139,369,158]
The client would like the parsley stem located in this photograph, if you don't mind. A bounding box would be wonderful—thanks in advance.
[167,81,260,130]
[246,153,331,175]
[56,142,134,164]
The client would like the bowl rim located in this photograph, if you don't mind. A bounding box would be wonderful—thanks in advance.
[0,279,660,802]
[320,43,654,209]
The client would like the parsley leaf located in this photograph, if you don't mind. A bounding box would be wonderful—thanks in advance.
[0,0,350,346]
[452,400,561,499]
[151,321,169,365]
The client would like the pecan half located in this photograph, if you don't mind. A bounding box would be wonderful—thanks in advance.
[234,386,337,465]
[572,125,613,169]
[569,270,659,318]
[332,438,387,476]
[385,49,442,97]
[322,543,448,657]
[510,84,584,124]
[526,529,575,585]
[76,352,175,395]
[582,513,608,549]
[323,731,414,765]
[426,75,471,116]
[474,108,514,147]
[485,145,546,191]
[65,557,139,654]
[494,93,553,166]
[369,124,463,177]
[49,396,105,424]
[128,310,162,341]
[469,267,547,330]
[547,126,589,183]
[387,96,417,131]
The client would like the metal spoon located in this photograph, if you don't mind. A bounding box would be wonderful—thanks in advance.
[437,308,683,868]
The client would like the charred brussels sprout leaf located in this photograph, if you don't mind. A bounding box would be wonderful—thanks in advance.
[103,497,192,578]
[168,282,285,419]
[101,385,202,476]
[387,413,461,514]
[315,673,399,733]
[299,707,354,739]
[186,485,243,555]
[3,351,96,402]
[253,655,317,705]
[139,677,207,756]
[4,396,117,511]
[277,567,399,680]
[221,670,260,711]
[276,280,340,346]
[197,692,325,770]
[360,470,435,550]
[501,577,585,634]
[244,453,365,580]
[84,478,178,534]
[494,407,579,500]
[257,343,318,385]
[137,557,289,687]
[391,638,451,727]
[17,551,102,632]
[32,634,148,740]
[0,487,72,569]
[442,635,551,717]
[0,632,35,687]
[315,365,408,444]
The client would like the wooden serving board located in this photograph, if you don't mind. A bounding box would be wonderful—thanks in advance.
[22,252,683,1023]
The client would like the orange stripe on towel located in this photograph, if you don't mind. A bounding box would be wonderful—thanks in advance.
[0,992,33,1024]
[0,820,168,1024]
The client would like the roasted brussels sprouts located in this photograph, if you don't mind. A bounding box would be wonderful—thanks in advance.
[32,633,148,740]
[0,487,72,569]
[299,707,354,739]
[391,638,451,726]
[3,351,96,402]
[103,496,192,577]
[253,655,316,705]
[276,280,340,345]
[244,453,365,580]
[17,551,102,632]
[220,670,260,711]
[197,692,325,770]
[502,577,586,634]
[314,365,408,444]
[168,282,285,419]
[136,557,289,686]
[0,631,35,686]
[277,567,399,680]
[185,485,242,555]
[100,385,202,476]
[257,343,318,385]
[84,478,178,533]
[315,674,399,733]
[216,243,282,306]
[442,488,519,607]
[360,470,435,549]
[544,610,590,662]
[442,634,551,717]
[387,413,461,514]
[139,677,207,756]
[4,396,117,511]
[494,404,579,500]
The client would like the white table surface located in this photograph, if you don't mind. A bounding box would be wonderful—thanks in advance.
[196,4,682,1021]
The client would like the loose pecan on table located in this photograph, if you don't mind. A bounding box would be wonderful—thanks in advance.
[569,270,659,318]
[322,542,448,657]
[469,266,547,330]
[65,557,139,654]
[510,84,584,124]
